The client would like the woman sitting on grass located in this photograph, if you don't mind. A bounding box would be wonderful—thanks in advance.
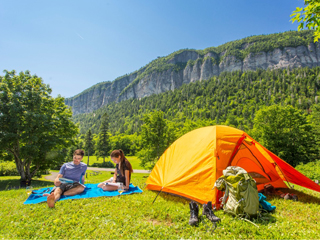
[98,149,133,191]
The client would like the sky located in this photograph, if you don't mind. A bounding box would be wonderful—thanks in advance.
[0,0,305,98]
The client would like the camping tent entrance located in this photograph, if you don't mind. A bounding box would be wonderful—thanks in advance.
[229,141,289,191]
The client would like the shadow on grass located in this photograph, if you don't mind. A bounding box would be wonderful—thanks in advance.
[151,190,278,226]
[268,188,320,205]
[0,178,54,191]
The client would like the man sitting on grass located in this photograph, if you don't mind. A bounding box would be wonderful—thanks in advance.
[45,149,87,208]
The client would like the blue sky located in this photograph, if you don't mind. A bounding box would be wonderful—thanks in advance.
[0,0,305,98]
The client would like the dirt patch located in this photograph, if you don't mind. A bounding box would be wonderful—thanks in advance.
[145,218,173,226]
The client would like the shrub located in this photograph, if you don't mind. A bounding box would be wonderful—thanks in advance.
[295,160,320,181]
[0,161,19,176]
[91,161,115,168]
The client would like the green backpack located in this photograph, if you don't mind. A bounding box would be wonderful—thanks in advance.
[214,166,260,218]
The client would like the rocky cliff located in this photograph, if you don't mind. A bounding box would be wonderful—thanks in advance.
[66,31,319,115]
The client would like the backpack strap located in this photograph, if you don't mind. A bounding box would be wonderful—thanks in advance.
[221,180,229,206]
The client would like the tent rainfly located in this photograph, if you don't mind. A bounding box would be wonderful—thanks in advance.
[146,125,320,205]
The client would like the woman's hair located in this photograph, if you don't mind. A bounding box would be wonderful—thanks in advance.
[73,149,85,157]
[110,149,133,175]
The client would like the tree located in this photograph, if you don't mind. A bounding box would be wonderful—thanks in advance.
[308,103,320,159]
[84,129,94,166]
[138,110,171,169]
[110,134,137,156]
[0,70,78,185]
[291,0,320,42]
[64,136,84,163]
[96,113,110,163]
[251,105,316,167]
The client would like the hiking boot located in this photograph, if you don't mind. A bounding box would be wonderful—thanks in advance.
[284,193,292,200]
[188,201,199,226]
[203,201,221,223]
[283,193,298,201]
[291,194,298,201]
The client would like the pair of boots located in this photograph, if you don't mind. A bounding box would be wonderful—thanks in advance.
[189,201,221,226]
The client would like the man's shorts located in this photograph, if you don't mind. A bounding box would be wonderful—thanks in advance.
[51,182,82,195]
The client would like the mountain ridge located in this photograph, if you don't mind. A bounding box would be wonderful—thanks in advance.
[65,30,317,115]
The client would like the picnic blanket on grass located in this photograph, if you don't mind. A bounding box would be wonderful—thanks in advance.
[24,183,143,204]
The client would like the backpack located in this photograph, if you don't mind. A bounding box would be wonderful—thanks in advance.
[214,166,260,218]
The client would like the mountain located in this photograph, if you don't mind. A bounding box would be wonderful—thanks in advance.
[73,66,320,135]
[65,30,317,115]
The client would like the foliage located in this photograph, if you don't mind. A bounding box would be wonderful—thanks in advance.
[84,129,94,159]
[95,113,111,163]
[64,136,84,163]
[1,174,320,239]
[308,103,320,148]
[138,111,175,169]
[0,162,18,176]
[291,1,320,42]
[0,70,78,183]
[74,67,320,139]
[296,160,320,180]
[251,105,316,167]
[91,161,115,168]
[110,133,140,156]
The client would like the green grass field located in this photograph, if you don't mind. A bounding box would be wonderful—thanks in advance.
[83,155,143,170]
[1,172,320,239]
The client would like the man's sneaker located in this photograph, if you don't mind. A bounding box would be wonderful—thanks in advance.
[188,201,199,226]
[202,201,221,223]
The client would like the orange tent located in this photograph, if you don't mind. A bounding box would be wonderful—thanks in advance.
[146,125,320,205]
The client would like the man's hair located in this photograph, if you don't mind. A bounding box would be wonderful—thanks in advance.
[73,149,85,157]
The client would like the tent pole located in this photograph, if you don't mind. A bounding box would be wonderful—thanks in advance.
[227,135,246,166]
[152,188,163,204]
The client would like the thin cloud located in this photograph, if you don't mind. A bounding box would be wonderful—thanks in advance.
[75,32,84,40]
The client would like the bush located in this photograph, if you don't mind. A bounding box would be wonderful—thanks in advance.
[0,161,19,176]
[91,161,115,168]
[295,160,320,181]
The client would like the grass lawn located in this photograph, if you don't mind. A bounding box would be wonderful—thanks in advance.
[84,155,144,170]
[0,173,320,239]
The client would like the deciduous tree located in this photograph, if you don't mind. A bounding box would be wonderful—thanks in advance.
[0,70,78,185]
[291,0,320,41]
[251,105,316,167]
[138,111,172,169]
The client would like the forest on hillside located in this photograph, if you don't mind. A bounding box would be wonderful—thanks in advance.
[74,66,320,136]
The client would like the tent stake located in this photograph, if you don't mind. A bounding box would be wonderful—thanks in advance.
[152,189,163,204]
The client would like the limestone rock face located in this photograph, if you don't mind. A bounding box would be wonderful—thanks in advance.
[66,42,320,115]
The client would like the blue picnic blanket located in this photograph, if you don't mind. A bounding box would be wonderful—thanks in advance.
[259,193,276,212]
[24,183,143,204]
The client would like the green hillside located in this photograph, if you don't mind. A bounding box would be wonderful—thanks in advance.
[73,66,320,135]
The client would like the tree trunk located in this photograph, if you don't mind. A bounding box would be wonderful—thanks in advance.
[103,156,105,164]
[13,153,29,187]
[87,150,90,166]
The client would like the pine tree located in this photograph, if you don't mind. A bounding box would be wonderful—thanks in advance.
[84,129,94,166]
[96,113,110,163]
